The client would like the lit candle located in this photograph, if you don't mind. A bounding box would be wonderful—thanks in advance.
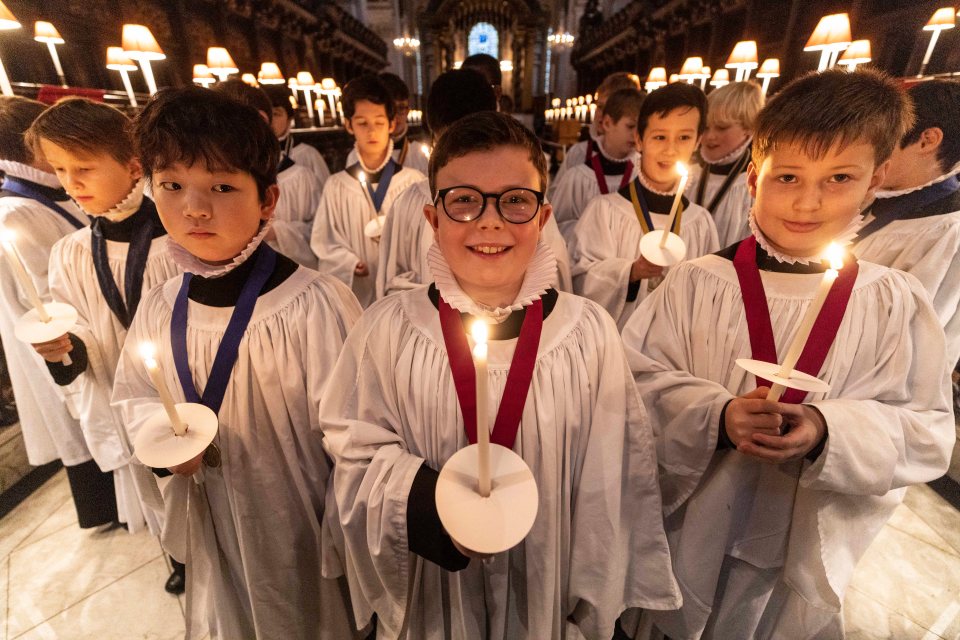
[139,342,187,436]
[589,103,597,122]
[660,162,689,248]
[471,320,491,497]
[0,230,50,323]
[316,98,324,127]
[767,243,844,401]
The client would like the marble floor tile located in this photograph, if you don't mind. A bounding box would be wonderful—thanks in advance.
[6,522,163,638]
[843,586,940,639]
[903,484,960,557]
[885,501,958,558]
[0,472,71,561]
[848,519,960,634]
[13,499,77,553]
[12,556,185,640]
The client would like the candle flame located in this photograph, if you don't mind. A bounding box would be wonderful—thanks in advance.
[421,144,431,159]
[675,162,688,178]
[823,242,844,270]
[358,171,367,185]
[0,229,15,244]
[470,320,488,346]
[138,341,157,361]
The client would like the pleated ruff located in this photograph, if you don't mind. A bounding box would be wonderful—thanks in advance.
[112,268,362,639]
[321,288,680,640]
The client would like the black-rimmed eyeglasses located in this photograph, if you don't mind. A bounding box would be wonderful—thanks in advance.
[434,186,544,224]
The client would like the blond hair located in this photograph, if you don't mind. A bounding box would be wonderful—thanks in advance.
[707,82,764,132]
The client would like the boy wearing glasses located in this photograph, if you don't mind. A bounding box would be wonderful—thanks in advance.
[319,111,680,639]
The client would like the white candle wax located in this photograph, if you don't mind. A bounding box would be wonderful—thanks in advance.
[302,88,314,122]
[140,344,187,436]
[660,163,689,248]
[471,321,491,497]
[1,235,51,323]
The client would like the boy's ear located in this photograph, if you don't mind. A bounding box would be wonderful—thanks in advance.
[423,202,440,232]
[128,157,143,181]
[388,117,397,135]
[538,202,553,231]
[344,118,354,136]
[867,159,890,197]
[919,127,945,154]
[746,161,759,198]
[259,184,280,220]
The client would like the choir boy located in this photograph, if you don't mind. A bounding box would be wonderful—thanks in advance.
[622,69,953,640]
[0,97,109,528]
[319,111,680,639]
[688,81,763,247]
[549,71,642,200]
[112,87,362,639]
[311,74,425,307]
[570,82,718,328]
[261,83,331,187]
[551,88,643,238]
[26,97,183,590]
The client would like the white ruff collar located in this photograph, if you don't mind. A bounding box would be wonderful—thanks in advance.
[595,137,635,164]
[355,138,395,175]
[874,160,960,199]
[748,208,863,265]
[638,166,679,196]
[167,219,274,278]
[84,179,145,222]
[427,240,557,324]
[701,136,752,166]
[0,160,61,189]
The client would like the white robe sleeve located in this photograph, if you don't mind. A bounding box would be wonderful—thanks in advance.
[311,174,363,287]
[547,140,587,201]
[551,165,601,240]
[272,165,322,269]
[375,179,432,299]
[291,142,331,188]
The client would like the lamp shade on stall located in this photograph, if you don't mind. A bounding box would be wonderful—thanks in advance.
[710,68,730,88]
[805,13,852,71]
[838,39,872,69]
[918,7,955,76]
[645,66,667,91]
[258,62,284,84]
[241,73,257,86]
[107,46,139,106]
[756,58,780,94]
[0,1,19,30]
[121,24,165,60]
[678,56,704,81]
[207,47,238,79]
[296,71,316,87]
[192,64,215,86]
[725,40,759,81]
[321,77,337,91]
[33,21,63,44]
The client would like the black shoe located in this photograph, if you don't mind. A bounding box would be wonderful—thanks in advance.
[164,569,185,594]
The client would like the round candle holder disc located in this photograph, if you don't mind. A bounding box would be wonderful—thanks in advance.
[436,443,539,556]
[134,403,218,469]
[363,215,387,240]
[735,358,832,394]
[14,302,78,344]
[640,232,687,267]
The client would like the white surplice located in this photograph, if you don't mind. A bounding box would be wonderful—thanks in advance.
[547,138,591,201]
[272,163,323,269]
[853,209,960,365]
[48,225,179,533]
[570,192,719,328]
[319,285,681,640]
[685,165,753,248]
[551,157,640,239]
[0,165,90,466]
[621,253,954,640]
[289,142,331,188]
[112,267,362,640]
[311,166,426,307]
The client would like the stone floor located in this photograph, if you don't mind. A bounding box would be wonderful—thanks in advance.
[1,469,960,639]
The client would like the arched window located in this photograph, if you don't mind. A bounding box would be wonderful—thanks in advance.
[468,22,499,58]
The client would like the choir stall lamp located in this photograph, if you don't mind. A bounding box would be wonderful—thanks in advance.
[645,67,667,92]
[106,46,139,106]
[0,1,22,96]
[918,8,955,77]
[122,24,165,95]
[726,40,759,81]
[192,64,215,88]
[710,68,730,89]
[34,21,66,87]
[320,77,339,126]
[838,39,872,71]
[241,73,258,86]
[207,47,238,82]
[678,57,704,84]
[258,62,285,85]
[698,66,711,90]
[756,58,780,95]
[804,13,852,72]
[295,71,316,124]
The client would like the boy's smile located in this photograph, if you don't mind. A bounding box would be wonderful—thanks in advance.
[639,107,701,192]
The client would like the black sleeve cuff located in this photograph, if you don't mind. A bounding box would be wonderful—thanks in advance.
[406,463,470,572]
[626,279,642,302]
[717,398,736,450]
[803,405,829,462]
[45,333,88,386]
[151,467,173,478]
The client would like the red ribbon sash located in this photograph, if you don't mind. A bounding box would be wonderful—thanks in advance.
[733,236,859,404]
[438,297,543,448]
[590,152,633,195]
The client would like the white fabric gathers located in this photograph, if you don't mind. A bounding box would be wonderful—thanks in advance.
[272,163,323,269]
[621,255,953,639]
[853,210,960,365]
[311,167,426,307]
[112,266,362,640]
[289,142,331,188]
[319,287,681,640]
[685,166,753,248]
[570,193,719,329]
[0,180,90,466]
[551,156,640,239]
[48,226,180,533]
[375,178,435,298]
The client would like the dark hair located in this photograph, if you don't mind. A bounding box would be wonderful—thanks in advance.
[212,79,273,120]
[342,74,396,121]
[900,79,960,172]
[378,72,410,102]
[428,111,547,194]
[462,54,502,87]
[260,84,296,118]
[133,87,279,199]
[603,88,645,125]
[26,97,133,164]
[0,96,48,164]
[639,83,707,136]
[754,68,914,166]
[425,69,497,137]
